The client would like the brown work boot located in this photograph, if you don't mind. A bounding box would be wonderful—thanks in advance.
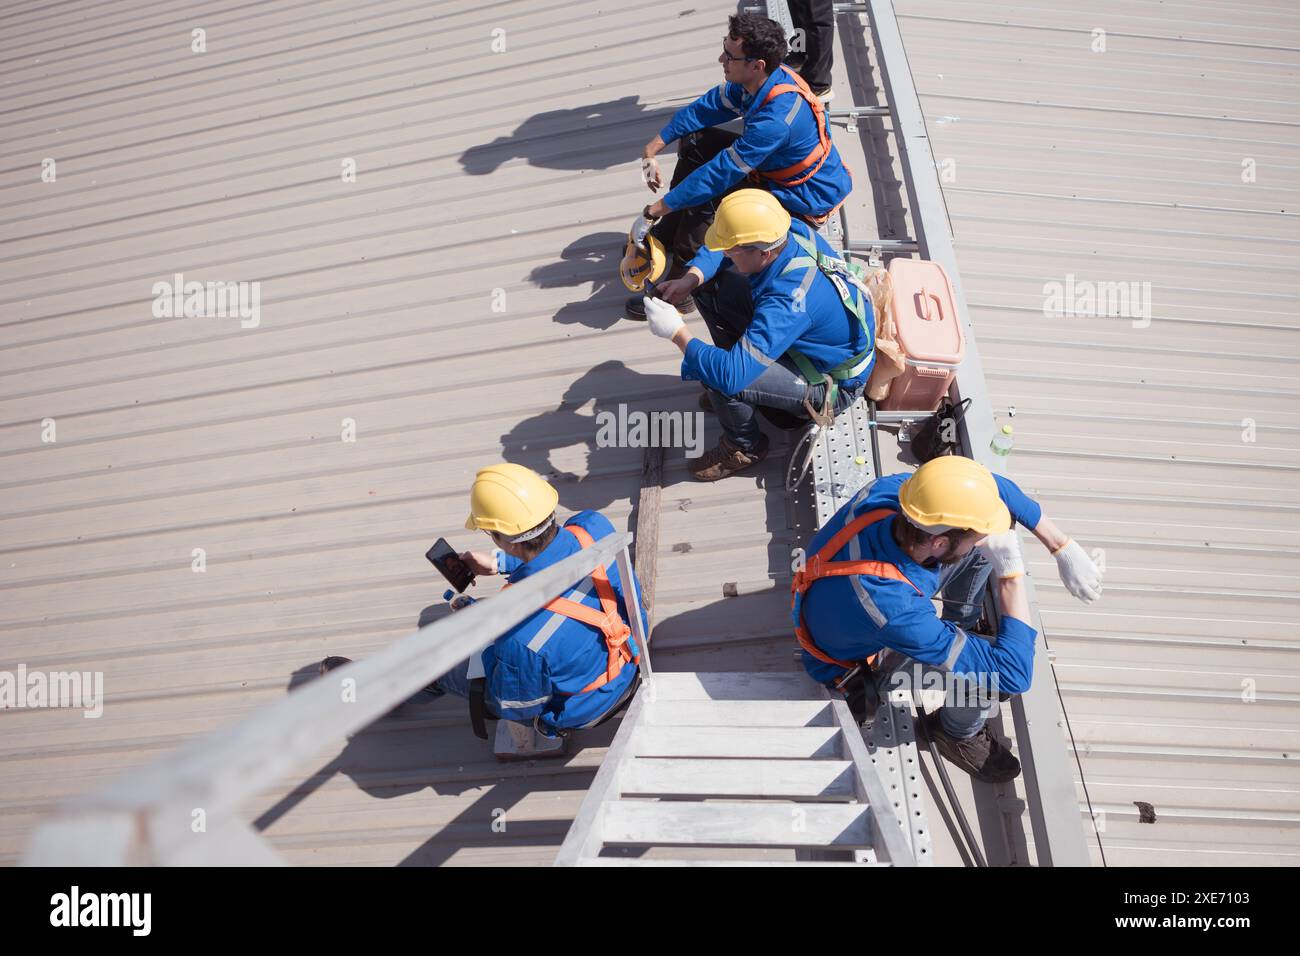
[688,433,769,481]
[918,710,1021,783]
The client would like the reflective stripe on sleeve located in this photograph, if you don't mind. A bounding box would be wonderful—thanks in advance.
[726,143,754,175]
[740,335,775,367]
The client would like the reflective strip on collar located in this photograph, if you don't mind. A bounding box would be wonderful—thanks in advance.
[527,579,596,652]
[726,143,754,175]
[741,335,775,366]
[717,83,740,113]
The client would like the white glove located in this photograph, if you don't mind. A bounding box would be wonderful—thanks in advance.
[1053,539,1102,603]
[643,296,684,339]
[980,530,1025,579]
[641,157,662,190]
[631,213,655,244]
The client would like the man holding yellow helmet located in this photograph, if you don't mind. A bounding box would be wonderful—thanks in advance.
[641,188,875,481]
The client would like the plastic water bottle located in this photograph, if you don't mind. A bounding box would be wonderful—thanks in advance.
[443,588,476,611]
[990,424,1014,457]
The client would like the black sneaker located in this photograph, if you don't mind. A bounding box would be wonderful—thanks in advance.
[319,656,352,675]
[918,710,1021,783]
[625,294,696,320]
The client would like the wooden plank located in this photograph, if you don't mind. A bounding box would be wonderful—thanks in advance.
[622,758,855,800]
[647,671,821,702]
[551,692,646,867]
[601,802,872,849]
[633,726,842,759]
[643,699,833,727]
[632,445,663,629]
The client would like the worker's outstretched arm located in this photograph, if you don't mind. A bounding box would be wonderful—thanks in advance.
[661,106,788,213]
[991,473,1103,603]
[656,83,746,150]
[877,589,1037,697]
[677,295,811,396]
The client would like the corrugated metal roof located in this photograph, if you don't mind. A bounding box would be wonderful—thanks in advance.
[0,0,848,866]
[893,0,1300,864]
[4,0,1295,867]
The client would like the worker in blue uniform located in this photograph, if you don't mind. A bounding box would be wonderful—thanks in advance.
[624,12,852,319]
[642,188,874,481]
[322,464,644,742]
[792,456,1104,782]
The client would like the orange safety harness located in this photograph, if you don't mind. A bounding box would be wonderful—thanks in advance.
[791,507,923,670]
[754,68,834,189]
[539,525,639,695]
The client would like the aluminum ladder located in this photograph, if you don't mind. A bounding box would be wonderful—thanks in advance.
[553,670,930,865]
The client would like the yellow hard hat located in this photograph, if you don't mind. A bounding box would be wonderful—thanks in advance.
[704,189,791,251]
[619,231,667,292]
[898,456,1011,535]
[464,463,559,539]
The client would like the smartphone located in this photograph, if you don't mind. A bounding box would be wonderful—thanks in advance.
[425,538,475,593]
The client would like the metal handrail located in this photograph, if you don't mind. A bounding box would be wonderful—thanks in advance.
[23,531,645,866]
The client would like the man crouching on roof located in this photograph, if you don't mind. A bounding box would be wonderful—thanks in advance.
[322,464,644,741]
[639,189,874,481]
[622,12,852,319]
[792,456,1103,783]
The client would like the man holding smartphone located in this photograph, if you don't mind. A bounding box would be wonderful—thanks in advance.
[438,464,645,739]
[322,464,644,741]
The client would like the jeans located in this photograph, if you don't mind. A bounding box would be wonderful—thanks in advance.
[935,546,992,631]
[695,268,862,453]
[432,659,471,698]
[872,548,997,739]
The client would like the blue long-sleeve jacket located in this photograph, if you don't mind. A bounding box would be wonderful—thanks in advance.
[680,218,874,396]
[483,511,644,730]
[799,473,1043,694]
[658,65,852,218]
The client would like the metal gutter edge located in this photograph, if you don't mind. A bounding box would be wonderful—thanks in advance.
[862,0,1092,866]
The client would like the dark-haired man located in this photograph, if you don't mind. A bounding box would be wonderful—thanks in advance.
[626,12,852,318]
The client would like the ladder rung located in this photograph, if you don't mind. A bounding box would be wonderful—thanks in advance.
[644,699,833,727]
[578,857,882,866]
[622,758,855,800]
[634,725,842,759]
[601,801,873,849]
[647,671,820,701]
